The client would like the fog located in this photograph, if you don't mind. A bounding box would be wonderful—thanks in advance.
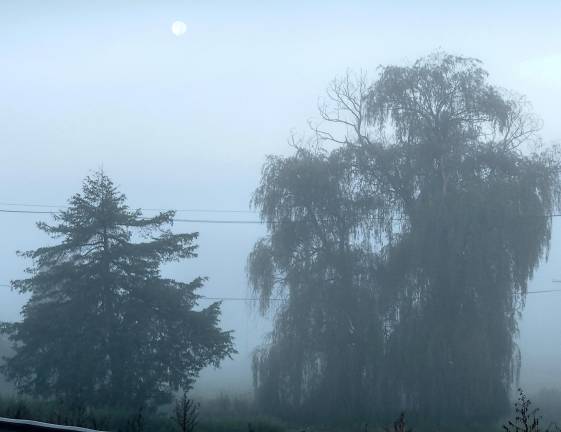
[1,0,561,423]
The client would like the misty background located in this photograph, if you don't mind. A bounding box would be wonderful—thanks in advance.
[1,0,560,398]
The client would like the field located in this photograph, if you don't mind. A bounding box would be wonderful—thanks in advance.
[1,390,561,432]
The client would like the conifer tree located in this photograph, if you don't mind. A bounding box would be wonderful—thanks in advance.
[1,171,235,409]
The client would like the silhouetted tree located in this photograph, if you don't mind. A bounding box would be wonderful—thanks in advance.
[1,171,235,409]
[174,392,199,432]
[248,53,561,423]
[363,53,560,421]
[249,147,383,421]
[503,389,541,432]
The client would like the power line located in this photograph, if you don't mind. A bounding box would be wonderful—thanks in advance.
[3,207,561,226]
[144,208,257,214]
[0,202,257,214]
[172,218,263,224]
[3,199,561,220]
[0,202,66,209]
[0,283,280,301]
[0,207,403,224]
[194,290,561,298]
[0,209,56,215]
[527,289,561,294]
[1,282,559,297]
[199,296,283,301]
[0,208,265,224]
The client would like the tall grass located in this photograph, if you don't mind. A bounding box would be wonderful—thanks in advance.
[0,393,285,432]
[1,388,559,432]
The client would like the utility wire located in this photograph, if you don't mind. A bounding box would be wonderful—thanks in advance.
[172,218,263,224]
[0,202,66,209]
[1,203,560,298]
[0,208,265,224]
[0,202,257,214]
[526,289,561,294]
[0,283,280,301]
[3,207,561,225]
[198,296,283,301]
[0,283,559,297]
[3,199,561,218]
[3,198,561,224]
[0,209,56,215]
[143,208,257,214]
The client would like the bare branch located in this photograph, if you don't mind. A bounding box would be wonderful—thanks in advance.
[311,70,374,147]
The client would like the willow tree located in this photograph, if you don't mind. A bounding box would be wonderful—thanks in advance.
[362,54,561,421]
[1,171,235,409]
[249,146,386,422]
[248,53,561,423]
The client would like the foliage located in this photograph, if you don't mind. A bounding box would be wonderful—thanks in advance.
[248,53,561,423]
[249,147,384,422]
[1,171,235,409]
[0,394,286,432]
[175,392,199,432]
[0,336,13,394]
[502,389,561,432]
[389,412,412,432]
[530,388,561,425]
[503,389,541,432]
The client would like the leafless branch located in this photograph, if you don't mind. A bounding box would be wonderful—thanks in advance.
[311,70,374,147]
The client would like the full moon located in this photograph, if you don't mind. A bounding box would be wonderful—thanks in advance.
[171,20,187,37]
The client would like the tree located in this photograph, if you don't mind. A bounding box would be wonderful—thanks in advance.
[362,53,560,421]
[1,171,235,409]
[248,53,561,423]
[249,147,384,422]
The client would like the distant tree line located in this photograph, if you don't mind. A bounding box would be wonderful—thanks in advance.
[248,53,561,424]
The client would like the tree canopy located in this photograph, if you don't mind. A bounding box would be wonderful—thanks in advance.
[1,171,235,409]
[248,53,561,423]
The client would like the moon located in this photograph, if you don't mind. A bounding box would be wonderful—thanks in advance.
[171,21,187,37]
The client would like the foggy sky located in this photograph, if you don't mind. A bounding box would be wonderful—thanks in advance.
[1,0,560,397]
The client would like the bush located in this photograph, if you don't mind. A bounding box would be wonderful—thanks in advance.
[502,389,561,432]
[531,388,561,426]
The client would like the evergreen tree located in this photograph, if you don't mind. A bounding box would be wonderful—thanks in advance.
[1,171,235,409]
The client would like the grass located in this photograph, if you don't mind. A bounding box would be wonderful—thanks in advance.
[0,388,560,432]
[0,393,286,432]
